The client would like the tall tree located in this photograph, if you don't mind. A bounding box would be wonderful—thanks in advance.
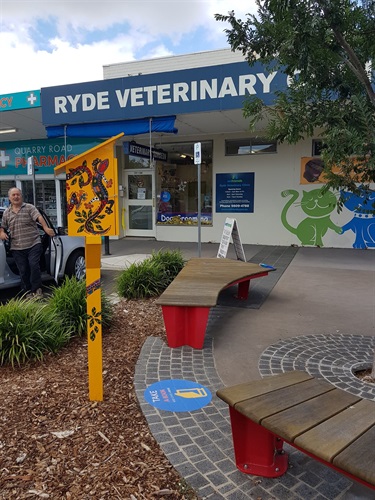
[215,0,375,200]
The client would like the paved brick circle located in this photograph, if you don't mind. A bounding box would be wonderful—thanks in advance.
[258,334,375,401]
[135,336,361,498]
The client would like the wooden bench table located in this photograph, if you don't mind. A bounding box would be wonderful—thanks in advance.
[216,371,375,490]
[156,257,273,349]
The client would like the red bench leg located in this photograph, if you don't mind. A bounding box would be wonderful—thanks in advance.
[229,407,288,478]
[236,279,250,300]
[234,272,268,300]
[161,305,211,349]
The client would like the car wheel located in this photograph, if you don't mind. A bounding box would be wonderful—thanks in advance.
[65,250,86,281]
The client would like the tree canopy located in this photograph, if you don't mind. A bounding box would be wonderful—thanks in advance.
[215,0,375,199]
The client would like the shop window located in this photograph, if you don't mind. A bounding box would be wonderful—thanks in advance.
[225,138,277,156]
[0,181,16,207]
[312,139,327,156]
[124,155,152,169]
[154,141,213,226]
[22,180,58,226]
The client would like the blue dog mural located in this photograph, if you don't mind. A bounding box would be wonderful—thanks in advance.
[341,188,375,249]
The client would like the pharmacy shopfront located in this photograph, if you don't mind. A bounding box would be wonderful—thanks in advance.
[1,49,373,249]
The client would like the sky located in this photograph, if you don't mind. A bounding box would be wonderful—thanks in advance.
[0,0,257,95]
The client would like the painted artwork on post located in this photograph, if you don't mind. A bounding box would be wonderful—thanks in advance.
[55,133,122,237]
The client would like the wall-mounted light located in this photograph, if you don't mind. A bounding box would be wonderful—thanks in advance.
[0,127,17,135]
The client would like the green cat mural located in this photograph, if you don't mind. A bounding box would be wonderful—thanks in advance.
[281,189,342,246]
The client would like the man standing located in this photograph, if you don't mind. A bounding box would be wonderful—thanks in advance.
[0,187,55,297]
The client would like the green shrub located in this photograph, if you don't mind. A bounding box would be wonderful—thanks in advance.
[117,249,185,299]
[0,297,71,367]
[149,249,186,288]
[48,276,114,336]
[48,277,87,336]
[101,290,114,330]
[117,259,164,299]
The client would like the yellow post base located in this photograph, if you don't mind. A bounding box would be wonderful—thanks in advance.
[85,236,103,401]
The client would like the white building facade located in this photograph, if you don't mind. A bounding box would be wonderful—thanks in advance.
[1,49,373,249]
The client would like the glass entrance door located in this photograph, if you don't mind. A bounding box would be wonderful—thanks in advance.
[125,170,155,237]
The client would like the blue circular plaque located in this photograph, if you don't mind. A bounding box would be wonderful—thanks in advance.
[144,379,212,412]
[160,191,171,202]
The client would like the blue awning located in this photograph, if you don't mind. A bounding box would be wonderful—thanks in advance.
[46,116,178,138]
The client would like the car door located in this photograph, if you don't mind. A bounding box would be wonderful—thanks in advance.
[0,239,7,286]
[52,235,63,283]
[37,209,63,284]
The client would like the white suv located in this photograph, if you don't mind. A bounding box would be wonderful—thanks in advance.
[0,207,86,290]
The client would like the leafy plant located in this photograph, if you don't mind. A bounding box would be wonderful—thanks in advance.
[116,249,185,299]
[149,249,186,288]
[48,276,114,336]
[117,259,164,299]
[0,297,71,367]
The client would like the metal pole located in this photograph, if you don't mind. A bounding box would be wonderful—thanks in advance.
[103,235,110,255]
[32,158,36,206]
[197,162,201,257]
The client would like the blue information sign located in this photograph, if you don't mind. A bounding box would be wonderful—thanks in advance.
[144,379,212,412]
[216,172,255,213]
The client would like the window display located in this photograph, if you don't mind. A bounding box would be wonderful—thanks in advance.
[225,138,277,155]
[155,141,212,226]
[0,181,16,207]
[22,180,58,226]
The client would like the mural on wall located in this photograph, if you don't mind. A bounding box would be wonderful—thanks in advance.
[281,188,342,247]
[280,158,375,248]
[340,188,375,249]
[281,186,375,248]
[301,158,325,183]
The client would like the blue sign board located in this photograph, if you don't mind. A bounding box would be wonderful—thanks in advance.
[157,211,212,225]
[144,379,212,412]
[0,90,40,111]
[0,138,102,176]
[216,172,255,213]
[41,61,288,126]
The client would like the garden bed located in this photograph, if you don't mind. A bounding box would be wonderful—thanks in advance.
[0,298,198,499]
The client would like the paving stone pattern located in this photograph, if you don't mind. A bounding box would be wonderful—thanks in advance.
[259,333,375,401]
[135,335,357,499]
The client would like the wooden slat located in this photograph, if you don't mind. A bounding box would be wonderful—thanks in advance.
[156,258,270,307]
[294,399,375,462]
[217,370,375,489]
[235,378,335,424]
[216,371,312,407]
[262,389,361,442]
[333,425,375,487]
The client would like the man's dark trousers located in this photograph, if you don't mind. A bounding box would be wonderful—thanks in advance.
[12,243,43,293]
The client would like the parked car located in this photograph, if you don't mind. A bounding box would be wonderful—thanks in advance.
[0,207,86,291]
